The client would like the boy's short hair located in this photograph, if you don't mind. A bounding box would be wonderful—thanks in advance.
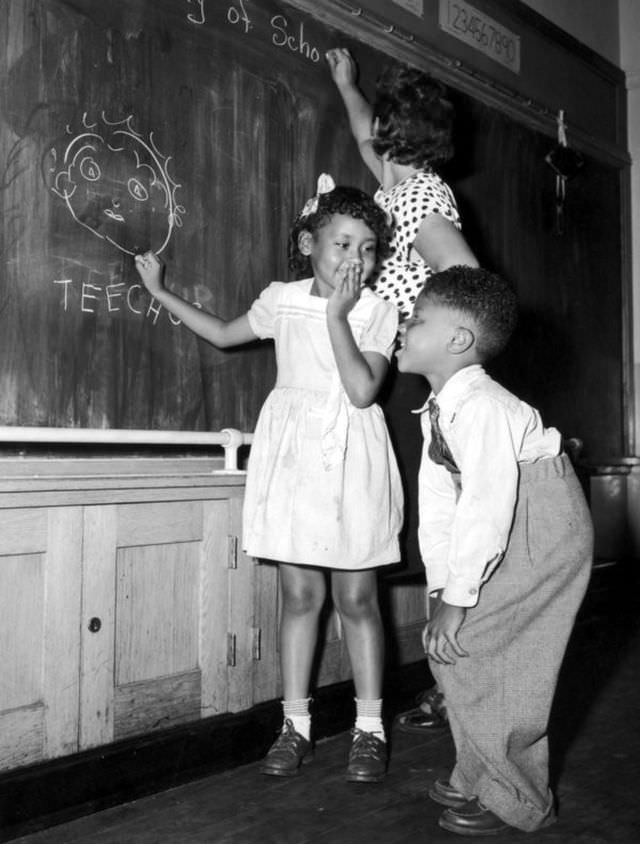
[422,266,518,360]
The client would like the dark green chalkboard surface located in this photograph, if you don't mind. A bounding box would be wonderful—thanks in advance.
[0,0,626,464]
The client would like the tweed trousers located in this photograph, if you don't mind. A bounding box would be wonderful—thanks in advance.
[431,454,593,831]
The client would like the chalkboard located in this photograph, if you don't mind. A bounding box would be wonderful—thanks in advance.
[0,0,379,433]
[0,0,626,468]
[446,92,625,463]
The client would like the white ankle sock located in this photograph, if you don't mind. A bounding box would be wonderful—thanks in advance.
[354,697,385,741]
[282,697,311,740]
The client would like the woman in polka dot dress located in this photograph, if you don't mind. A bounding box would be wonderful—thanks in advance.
[327,48,478,320]
[327,48,479,734]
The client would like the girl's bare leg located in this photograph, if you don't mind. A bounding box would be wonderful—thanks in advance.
[331,568,384,698]
[332,568,387,782]
[278,563,327,699]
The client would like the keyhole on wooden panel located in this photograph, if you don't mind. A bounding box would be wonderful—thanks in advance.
[88,617,102,633]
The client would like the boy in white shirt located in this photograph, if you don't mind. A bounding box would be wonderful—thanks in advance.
[396,265,593,836]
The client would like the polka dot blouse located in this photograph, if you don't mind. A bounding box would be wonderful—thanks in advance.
[373,170,461,319]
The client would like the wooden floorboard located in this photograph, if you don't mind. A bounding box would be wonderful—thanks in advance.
[6,570,640,844]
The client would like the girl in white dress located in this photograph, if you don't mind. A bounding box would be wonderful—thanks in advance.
[134,176,403,783]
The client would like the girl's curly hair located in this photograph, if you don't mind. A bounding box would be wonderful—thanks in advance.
[372,64,454,169]
[288,185,393,277]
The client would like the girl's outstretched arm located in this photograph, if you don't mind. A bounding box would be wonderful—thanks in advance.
[134,252,257,348]
[326,48,382,183]
[326,261,389,408]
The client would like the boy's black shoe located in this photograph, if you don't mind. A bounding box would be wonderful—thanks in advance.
[346,728,387,782]
[259,719,312,777]
[428,777,468,809]
[438,798,512,836]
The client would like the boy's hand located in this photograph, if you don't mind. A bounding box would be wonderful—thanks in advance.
[326,48,357,89]
[423,600,469,665]
[134,251,164,295]
[327,259,362,319]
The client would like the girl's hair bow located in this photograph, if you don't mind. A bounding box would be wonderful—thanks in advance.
[299,173,335,218]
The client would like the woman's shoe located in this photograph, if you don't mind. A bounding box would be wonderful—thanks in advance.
[438,798,512,836]
[428,777,469,809]
[395,685,448,733]
[346,729,387,783]
[259,719,312,777]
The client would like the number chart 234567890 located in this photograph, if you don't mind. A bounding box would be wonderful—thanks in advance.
[438,0,521,73]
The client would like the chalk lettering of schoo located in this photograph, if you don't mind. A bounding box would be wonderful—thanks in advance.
[271,15,320,63]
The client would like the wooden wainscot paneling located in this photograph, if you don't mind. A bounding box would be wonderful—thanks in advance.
[251,558,280,705]
[44,507,83,758]
[81,495,250,746]
[0,458,440,776]
[387,579,429,664]
[114,673,202,742]
[80,505,118,750]
[316,609,350,689]
[0,460,252,770]
[0,507,82,772]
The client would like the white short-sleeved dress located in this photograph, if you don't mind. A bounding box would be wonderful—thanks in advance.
[243,278,404,569]
[373,169,461,319]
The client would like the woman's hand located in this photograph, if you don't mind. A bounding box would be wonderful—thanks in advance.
[327,259,363,320]
[134,251,164,296]
[325,47,381,182]
[423,600,469,665]
[326,48,357,90]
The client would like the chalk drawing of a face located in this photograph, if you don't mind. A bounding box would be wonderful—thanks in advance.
[47,114,184,255]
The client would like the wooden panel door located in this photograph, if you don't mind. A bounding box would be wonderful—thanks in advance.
[316,608,351,689]
[387,581,428,665]
[0,507,82,771]
[79,494,252,749]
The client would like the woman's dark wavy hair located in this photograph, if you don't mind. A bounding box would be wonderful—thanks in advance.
[288,185,393,277]
[372,64,454,169]
[422,266,518,360]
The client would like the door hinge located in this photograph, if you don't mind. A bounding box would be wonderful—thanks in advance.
[251,626,262,661]
[226,632,237,667]
[227,534,238,569]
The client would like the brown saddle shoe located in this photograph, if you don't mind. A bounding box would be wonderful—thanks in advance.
[346,728,387,783]
[259,718,312,777]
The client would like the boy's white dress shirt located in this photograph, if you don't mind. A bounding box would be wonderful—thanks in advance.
[416,364,562,607]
